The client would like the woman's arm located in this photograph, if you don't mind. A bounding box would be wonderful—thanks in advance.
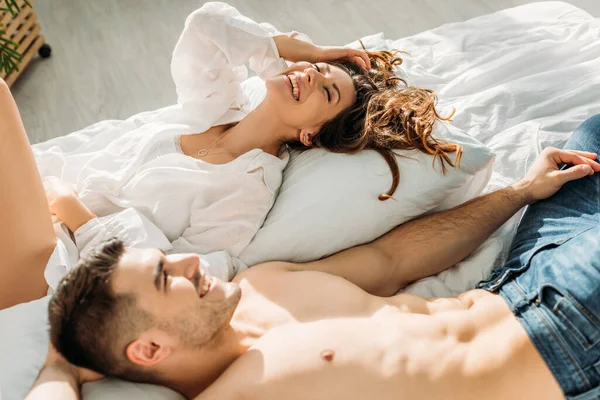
[171,2,287,116]
[273,35,370,69]
[44,177,96,233]
[44,176,172,258]
[74,207,173,258]
[171,2,369,121]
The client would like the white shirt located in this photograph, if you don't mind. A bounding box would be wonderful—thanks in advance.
[45,208,243,291]
[34,2,294,287]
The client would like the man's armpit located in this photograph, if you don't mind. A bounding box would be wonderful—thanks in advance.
[194,349,265,400]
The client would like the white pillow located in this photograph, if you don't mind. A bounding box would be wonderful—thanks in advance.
[0,297,49,400]
[239,121,494,265]
[238,33,495,266]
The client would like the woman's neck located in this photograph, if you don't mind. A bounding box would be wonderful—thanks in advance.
[220,104,297,157]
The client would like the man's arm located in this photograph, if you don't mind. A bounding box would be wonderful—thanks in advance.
[25,344,103,400]
[296,147,600,296]
[25,361,81,400]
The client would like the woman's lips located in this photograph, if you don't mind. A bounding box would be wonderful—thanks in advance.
[282,75,294,99]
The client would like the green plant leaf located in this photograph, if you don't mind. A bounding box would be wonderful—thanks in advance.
[0,0,31,75]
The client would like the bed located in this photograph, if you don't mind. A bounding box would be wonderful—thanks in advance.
[2,2,599,399]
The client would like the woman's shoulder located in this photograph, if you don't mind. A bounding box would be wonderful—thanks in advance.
[246,146,289,171]
[240,146,289,193]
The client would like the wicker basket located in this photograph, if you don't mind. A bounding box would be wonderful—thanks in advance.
[0,0,45,86]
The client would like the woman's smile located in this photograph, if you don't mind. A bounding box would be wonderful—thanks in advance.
[283,73,301,101]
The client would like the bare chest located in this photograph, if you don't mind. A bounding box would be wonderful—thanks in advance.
[232,270,380,331]
[242,304,555,400]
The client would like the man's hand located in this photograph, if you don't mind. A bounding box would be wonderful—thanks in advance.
[43,176,96,232]
[25,343,103,400]
[513,147,600,204]
[44,343,104,384]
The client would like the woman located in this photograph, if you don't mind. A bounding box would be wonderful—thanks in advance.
[1,2,461,309]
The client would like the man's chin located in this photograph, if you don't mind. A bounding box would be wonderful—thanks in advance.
[203,280,240,303]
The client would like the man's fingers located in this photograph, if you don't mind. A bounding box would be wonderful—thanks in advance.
[554,150,600,172]
[557,164,593,184]
[79,367,104,383]
[564,149,598,157]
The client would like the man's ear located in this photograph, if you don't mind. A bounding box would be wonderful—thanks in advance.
[299,125,321,147]
[125,329,173,367]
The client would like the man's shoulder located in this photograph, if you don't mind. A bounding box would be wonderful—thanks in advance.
[195,325,304,400]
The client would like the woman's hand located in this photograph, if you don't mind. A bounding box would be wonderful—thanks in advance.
[314,46,371,71]
[274,35,370,70]
[43,176,96,232]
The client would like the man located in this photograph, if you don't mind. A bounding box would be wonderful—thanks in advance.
[26,114,600,400]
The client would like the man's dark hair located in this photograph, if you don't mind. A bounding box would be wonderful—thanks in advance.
[48,238,158,383]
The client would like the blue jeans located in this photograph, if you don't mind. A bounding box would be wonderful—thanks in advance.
[478,115,600,399]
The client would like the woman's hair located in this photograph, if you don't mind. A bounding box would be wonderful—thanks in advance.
[291,49,463,201]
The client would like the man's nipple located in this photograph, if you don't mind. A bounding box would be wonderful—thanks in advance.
[320,349,335,362]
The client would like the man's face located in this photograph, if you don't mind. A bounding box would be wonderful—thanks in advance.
[111,248,241,348]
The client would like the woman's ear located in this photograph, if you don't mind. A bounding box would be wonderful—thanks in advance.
[299,126,320,146]
[126,330,173,367]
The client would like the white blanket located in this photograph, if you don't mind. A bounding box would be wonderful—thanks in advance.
[396,1,600,297]
[1,2,599,399]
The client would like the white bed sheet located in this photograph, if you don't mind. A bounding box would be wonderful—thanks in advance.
[394,1,600,297]
[2,2,599,399]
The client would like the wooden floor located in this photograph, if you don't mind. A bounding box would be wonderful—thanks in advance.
[11,0,600,144]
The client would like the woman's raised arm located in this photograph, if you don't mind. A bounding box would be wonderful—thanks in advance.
[171,2,288,117]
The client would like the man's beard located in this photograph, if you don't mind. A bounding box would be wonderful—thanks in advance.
[160,287,241,349]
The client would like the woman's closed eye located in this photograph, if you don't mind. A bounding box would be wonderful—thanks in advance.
[313,64,331,102]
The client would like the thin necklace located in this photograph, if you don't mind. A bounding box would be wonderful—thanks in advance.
[198,131,228,157]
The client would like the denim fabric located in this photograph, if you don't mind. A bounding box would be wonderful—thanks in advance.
[478,114,600,399]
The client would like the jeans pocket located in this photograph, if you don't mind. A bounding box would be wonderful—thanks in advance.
[541,284,600,351]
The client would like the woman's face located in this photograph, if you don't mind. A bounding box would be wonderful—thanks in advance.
[264,61,356,144]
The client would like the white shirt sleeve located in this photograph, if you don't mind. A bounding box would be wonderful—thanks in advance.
[73,208,247,282]
[192,250,248,282]
[171,2,289,121]
[74,208,173,259]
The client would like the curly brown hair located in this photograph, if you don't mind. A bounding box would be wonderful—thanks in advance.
[291,49,463,201]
